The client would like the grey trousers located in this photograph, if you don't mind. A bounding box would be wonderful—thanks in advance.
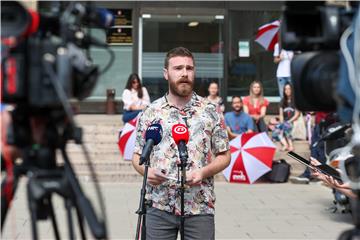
[145,207,215,240]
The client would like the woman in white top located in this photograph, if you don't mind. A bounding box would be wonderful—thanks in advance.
[122,73,150,123]
[206,82,225,113]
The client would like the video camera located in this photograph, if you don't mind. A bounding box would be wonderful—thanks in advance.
[280,1,358,121]
[1,1,113,108]
[1,2,114,239]
[281,2,360,239]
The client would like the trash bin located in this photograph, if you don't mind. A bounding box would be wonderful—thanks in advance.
[106,89,116,114]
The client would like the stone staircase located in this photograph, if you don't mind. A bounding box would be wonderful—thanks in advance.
[67,114,311,182]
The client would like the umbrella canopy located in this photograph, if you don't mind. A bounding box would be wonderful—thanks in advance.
[255,20,280,51]
[117,115,140,161]
[223,132,276,184]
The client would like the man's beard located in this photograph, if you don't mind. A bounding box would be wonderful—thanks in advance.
[234,106,242,113]
[169,77,194,97]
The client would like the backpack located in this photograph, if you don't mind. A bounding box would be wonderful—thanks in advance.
[266,159,291,183]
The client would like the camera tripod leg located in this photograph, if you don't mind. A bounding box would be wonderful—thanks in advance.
[27,186,39,240]
[74,204,87,240]
[65,199,75,240]
[48,196,60,240]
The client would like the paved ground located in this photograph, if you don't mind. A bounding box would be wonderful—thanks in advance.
[1,181,355,240]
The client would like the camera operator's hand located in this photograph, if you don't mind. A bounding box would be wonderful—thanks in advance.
[309,157,323,179]
[310,157,321,166]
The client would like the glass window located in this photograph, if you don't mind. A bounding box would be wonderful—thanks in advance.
[88,29,133,100]
[141,14,224,101]
[228,10,281,99]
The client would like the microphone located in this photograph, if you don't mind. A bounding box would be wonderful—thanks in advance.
[139,123,163,165]
[171,124,189,161]
[94,8,114,28]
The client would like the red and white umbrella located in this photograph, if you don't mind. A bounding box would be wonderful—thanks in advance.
[117,115,140,161]
[255,20,280,51]
[223,132,276,184]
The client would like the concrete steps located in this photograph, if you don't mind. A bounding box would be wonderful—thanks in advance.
[68,114,311,183]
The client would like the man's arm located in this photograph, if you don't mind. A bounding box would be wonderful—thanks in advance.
[187,150,230,185]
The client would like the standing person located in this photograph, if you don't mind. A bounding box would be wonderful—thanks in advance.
[132,47,230,240]
[243,80,269,132]
[278,83,300,151]
[121,73,150,123]
[273,42,294,98]
[206,81,225,113]
[224,96,254,140]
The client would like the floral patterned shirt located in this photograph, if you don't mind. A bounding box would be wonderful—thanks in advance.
[134,92,229,215]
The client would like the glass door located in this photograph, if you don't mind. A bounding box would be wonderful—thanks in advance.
[140,12,224,101]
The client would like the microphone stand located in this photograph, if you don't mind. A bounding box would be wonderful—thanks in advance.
[135,152,152,240]
[178,143,188,240]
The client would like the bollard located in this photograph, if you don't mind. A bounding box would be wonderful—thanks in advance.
[106,89,116,114]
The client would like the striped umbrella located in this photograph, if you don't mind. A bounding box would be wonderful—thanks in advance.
[117,114,140,161]
[255,20,280,51]
[223,132,276,184]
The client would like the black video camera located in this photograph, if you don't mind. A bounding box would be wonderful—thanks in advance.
[1,1,113,108]
[280,1,358,122]
[281,2,360,238]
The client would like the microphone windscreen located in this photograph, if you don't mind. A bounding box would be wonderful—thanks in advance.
[96,8,114,28]
[172,124,189,145]
[145,123,163,145]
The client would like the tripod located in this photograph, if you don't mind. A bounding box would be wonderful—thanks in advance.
[178,143,189,240]
[1,111,107,240]
[135,151,151,240]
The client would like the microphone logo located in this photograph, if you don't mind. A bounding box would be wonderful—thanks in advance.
[173,125,188,135]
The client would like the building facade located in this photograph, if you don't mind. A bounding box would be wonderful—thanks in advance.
[82,1,283,113]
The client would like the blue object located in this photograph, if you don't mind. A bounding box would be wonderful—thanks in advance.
[337,9,358,123]
[224,111,254,134]
[140,123,163,163]
[145,123,163,145]
[122,110,141,123]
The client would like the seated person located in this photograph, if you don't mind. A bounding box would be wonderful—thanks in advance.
[206,81,225,113]
[122,73,150,123]
[243,80,269,132]
[268,117,293,151]
[224,96,254,140]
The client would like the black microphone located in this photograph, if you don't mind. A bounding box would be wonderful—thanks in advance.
[139,123,163,165]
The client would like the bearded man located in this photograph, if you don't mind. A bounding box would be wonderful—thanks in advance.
[132,47,230,240]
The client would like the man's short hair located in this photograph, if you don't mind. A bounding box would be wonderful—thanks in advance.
[232,96,242,102]
[164,47,195,69]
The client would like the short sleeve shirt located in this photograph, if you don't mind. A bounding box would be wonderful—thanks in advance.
[122,87,150,111]
[273,43,294,77]
[280,100,296,122]
[224,111,254,134]
[134,93,229,215]
[242,96,269,116]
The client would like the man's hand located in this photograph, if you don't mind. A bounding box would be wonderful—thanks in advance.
[186,169,204,186]
[147,168,167,186]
